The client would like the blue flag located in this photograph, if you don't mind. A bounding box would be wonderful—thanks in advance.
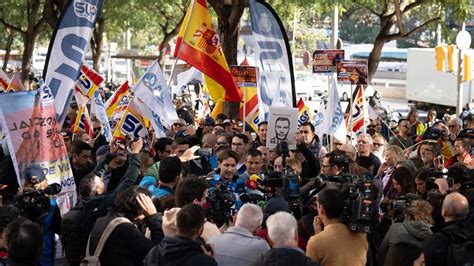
[43,0,104,127]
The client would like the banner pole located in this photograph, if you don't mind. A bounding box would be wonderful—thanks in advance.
[243,85,247,133]
[167,0,195,89]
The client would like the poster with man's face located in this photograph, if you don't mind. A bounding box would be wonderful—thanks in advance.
[266,107,299,149]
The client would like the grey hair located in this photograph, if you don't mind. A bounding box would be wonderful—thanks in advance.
[450,117,463,127]
[358,133,373,145]
[266,212,297,248]
[235,203,263,232]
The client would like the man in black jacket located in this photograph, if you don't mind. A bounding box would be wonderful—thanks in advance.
[422,192,474,266]
[144,204,217,266]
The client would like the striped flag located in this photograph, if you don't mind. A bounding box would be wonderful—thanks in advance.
[6,73,25,92]
[71,105,94,137]
[74,65,105,106]
[0,69,10,92]
[104,81,129,119]
[345,85,369,133]
[174,0,242,102]
[297,98,312,127]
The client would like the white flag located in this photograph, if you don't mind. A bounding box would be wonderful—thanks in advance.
[318,78,347,143]
[132,60,178,129]
[90,90,112,142]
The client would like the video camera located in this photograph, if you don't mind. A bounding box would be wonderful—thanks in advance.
[15,183,61,222]
[205,181,237,227]
[380,193,419,222]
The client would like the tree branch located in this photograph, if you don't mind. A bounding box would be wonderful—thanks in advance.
[0,17,26,34]
[402,0,428,14]
[383,16,440,41]
[394,0,404,35]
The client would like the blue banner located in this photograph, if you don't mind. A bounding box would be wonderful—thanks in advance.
[43,0,104,127]
[248,0,296,122]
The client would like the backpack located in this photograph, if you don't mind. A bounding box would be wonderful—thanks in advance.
[442,231,474,266]
[61,206,102,265]
[80,217,130,266]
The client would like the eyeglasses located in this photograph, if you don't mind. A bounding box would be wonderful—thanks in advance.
[373,143,384,147]
[448,125,457,128]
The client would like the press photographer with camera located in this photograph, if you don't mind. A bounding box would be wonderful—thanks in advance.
[306,189,368,266]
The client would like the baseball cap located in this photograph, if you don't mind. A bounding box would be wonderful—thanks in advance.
[263,197,290,215]
[223,119,232,125]
[173,118,186,126]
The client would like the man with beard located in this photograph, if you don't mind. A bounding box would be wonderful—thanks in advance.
[71,141,94,189]
[299,121,327,162]
[389,119,413,150]
[418,142,443,171]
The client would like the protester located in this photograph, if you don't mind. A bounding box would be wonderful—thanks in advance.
[70,140,94,188]
[299,122,327,162]
[232,134,251,175]
[252,121,268,150]
[3,218,43,266]
[144,204,217,266]
[87,186,163,265]
[389,119,414,150]
[207,203,269,265]
[448,117,463,145]
[139,156,182,198]
[254,212,318,266]
[356,133,381,176]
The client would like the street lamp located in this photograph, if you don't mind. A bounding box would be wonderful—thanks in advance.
[455,24,471,114]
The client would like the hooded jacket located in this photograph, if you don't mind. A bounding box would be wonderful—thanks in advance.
[377,220,433,265]
[143,236,217,266]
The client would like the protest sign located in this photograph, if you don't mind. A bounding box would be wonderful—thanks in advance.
[312,50,345,73]
[266,107,299,149]
[337,60,369,85]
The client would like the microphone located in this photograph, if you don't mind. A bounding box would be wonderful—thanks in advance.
[246,179,266,193]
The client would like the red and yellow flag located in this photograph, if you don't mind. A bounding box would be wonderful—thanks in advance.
[104,81,129,119]
[345,85,368,132]
[174,0,242,103]
[71,105,94,137]
[6,73,25,92]
[74,65,105,106]
[297,98,312,127]
[112,99,148,141]
[0,69,10,92]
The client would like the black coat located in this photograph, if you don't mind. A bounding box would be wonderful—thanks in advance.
[88,211,163,266]
[144,236,217,266]
[422,220,474,266]
[252,248,319,266]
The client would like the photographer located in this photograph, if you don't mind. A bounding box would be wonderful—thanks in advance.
[377,200,433,265]
[306,189,368,266]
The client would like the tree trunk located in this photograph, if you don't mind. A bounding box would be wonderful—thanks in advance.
[158,13,186,66]
[3,28,15,71]
[91,17,105,72]
[21,32,36,87]
[367,38,384,82]
[207,0,245,119]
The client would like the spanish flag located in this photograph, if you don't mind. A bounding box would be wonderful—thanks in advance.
[74,65,104,106]
[174,0,242,103]
[71,105,94,138]
[104,81,129,118]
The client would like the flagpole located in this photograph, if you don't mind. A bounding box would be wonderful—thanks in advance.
[243,85,246,133]
[167,0,196,89]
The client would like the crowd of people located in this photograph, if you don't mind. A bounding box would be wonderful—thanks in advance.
[1,96,474,266]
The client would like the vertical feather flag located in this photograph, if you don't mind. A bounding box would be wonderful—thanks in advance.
[43,0,104,126]
[174,0,242,103]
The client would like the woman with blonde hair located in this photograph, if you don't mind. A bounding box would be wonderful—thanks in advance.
[377,200,433,265]
[376,145,406,191]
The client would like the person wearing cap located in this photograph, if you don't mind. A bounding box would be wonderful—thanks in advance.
[175,98,193,125]
[223,119,233,133]
[207,203,269,266]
